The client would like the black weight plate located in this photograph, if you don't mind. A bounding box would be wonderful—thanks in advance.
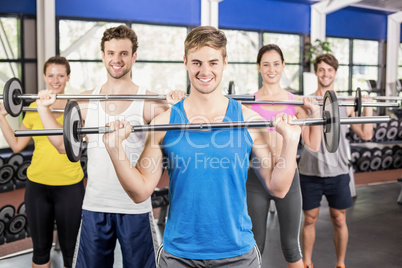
[323,90,340,153]
[382,146,393,155]
[0,205,15,222]
[7,153,24,171]
[16,161,30,181]
[0,156,4,168]
[228,81,235,95]
[381,154,393,170]
[370,148,382,157]
[3,77,23,117]
[360,148,371,158]
[354,87,362,117]
[7,214,26,234]
[80,155,87,174]
[0,219,5,236]
[369,155,382,171]
[356,157,370,172]
[17,203,25,216]
[63,101,83,162]
[389,118,399,128]
[393,155,402,169]
[350,148,360,164]
[386,126,398,141]
[0,165,15,185]
[374,126,387,141]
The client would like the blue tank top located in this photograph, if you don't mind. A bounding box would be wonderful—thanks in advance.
[162,98,255,260]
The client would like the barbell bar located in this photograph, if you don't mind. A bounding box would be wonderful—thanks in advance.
[14,90,390,162]
[1,78,253,117]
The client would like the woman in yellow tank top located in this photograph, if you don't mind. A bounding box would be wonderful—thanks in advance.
[0,56,84,268]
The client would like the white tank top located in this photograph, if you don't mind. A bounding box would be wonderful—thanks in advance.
[82,86,152,214]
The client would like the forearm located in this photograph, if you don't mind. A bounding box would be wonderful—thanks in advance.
[37,107,65,152]
[268,136,299,198]
[106,143,155,203]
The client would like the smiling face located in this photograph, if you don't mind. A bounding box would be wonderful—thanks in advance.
[315,61,337,89]
[102,38,137,80]
[43,64,70,94]
[184,46,227,95]
[258,50,285,86]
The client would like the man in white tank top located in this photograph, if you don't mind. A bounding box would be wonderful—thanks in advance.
[298,54,373,268]
[37,25,184,268]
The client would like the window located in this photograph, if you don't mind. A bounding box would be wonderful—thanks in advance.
[352,39,379,91]
[263,33,302,92]
[223,29,259,95]
[0,16,22,149]
[132,23,187,94]
[58,20,188,95]
[326,37,381,95]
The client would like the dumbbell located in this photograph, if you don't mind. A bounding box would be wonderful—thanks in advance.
[386,118,399,141]
[7,153,24,171]
[374,122,388,142]
[0,165,15,193]
[356,156,370,172]
[368,154,381,171]
[14,161,30,189]
[0,205,27,243]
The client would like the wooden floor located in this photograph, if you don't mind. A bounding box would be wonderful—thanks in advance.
[0,178,401,267]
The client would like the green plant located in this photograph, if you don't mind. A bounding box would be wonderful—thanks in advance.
[305,39,332,64]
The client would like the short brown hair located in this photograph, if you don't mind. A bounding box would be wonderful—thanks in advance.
[43,56,70,76]
[101,25,138,54]
[314,53,338,72]
[184,26,227,60]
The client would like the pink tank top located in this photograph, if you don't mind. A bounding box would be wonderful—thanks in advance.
[250,92,297,131]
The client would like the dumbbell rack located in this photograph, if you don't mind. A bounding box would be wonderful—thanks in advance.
[348,116,402,174]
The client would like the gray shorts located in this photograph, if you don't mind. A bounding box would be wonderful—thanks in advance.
[156,244,261,268]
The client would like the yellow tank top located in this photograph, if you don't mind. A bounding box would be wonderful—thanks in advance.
[22,102,84,186]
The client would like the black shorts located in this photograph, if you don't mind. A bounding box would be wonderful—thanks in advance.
[300,173,353,210]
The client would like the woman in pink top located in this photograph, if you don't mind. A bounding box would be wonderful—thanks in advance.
[246,44,321,268]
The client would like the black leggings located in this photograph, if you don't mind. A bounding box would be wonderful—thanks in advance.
[25,179,85,267]
[246,168,302,263]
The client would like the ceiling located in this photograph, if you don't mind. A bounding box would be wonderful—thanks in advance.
[352,0,402,12]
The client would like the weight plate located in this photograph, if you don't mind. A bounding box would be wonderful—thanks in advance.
[0,165,15,185]
[360,148,371,158]
[381,154,393,170]
[64,101,83,162]
[17,203,25,216]
[382,147,393,155]
[374,126,387,141]
[369,155,382,171]
[0,156,4,168]
[16,161,30,181]
[3,77,23,117]
[356,157,370,172]
[393,155,402,169]
[0,219,5,236]
[323,90,340,153]
[7,153,24,171]
[0,205,15,222]
[370,148,382,157]
[354,87,362,117]
[7,214,26,234]
[386,126,398,140]
[389,118,399,128]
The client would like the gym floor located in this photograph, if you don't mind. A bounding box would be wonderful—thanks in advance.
[0,181,401,268]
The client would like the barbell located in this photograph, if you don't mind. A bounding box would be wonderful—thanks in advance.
[1,78,252,117]
[14,90,390,162]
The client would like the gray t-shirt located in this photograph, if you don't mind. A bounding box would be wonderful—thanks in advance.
[298,105,350,177]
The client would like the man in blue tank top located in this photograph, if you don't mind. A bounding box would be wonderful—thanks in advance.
[104,26,302,267]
